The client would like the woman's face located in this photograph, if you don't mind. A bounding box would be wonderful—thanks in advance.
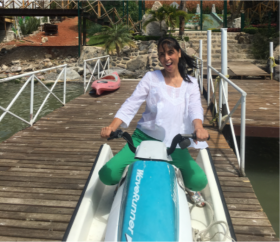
[158,43,181,74]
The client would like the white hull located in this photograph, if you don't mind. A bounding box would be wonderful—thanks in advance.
[64,144,234,242]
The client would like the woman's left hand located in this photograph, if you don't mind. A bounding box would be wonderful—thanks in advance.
[194,128,209,144]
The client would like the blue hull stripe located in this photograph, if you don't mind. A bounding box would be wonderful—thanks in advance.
[119,161,178,241]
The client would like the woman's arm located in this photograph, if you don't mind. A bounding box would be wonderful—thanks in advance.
[193,119,209,144]
[100,72,150,139]
[100,118,123,139]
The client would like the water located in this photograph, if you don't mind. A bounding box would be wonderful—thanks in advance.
[0,81,84,142]
[243,137,279,237]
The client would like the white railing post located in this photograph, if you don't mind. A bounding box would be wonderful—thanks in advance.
[207,30,211,105]
[199,39,203,93]
[98,59,100,79]
[84,60,86,93]
[30,74,34,125]
[218,78,222,129]
[240,94,246,176]
[108,56,110,75]
[221,28,228,115]
[270,42,273,76]
[63,66,67,105]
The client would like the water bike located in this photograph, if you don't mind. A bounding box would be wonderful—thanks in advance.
[63,130,236,242]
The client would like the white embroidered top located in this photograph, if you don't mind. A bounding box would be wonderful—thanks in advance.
[115,70,208,149]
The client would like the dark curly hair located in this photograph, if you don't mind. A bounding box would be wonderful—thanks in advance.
[157,36,197,83]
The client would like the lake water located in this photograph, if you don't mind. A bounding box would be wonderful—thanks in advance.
[242,136,279,238]
[0,81,84,142]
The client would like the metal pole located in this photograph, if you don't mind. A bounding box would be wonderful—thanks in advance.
[30,74,34,125]
[200,0,202,31]
[84,60,86,93]
[63,66,66,104]
[139,0,142,22]
[221,28,228,116]
[241,12,245,31]
[126,0,128,27]
[240,94,246,176]
[123,0,125,18]
[199,39,203,93]
[207,30,211,105]
[98,59,100,79]
[78,0,81,57]
[223,0,227,28]
[270,42,273,76]
[218,77,222,129]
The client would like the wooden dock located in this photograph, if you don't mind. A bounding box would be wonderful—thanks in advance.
[203,75,279,137]
[0,81,278,241]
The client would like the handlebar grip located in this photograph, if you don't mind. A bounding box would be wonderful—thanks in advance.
[191,133,210,140]
[107,131,115,141]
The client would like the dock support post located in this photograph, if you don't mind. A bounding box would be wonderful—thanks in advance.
[270,42,273,78]
[221,28,228,117]
[207,30,211,105]
[63,66,67,105]
[199,39,203,94]
[30,74,34,125]
[84,61,86,94]
[240,95,246,176]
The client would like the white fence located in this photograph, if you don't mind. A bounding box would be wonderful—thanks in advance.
[195,29,247,176]
[193,40,204,94]
[0,64,67,126]
[83,55,110,93]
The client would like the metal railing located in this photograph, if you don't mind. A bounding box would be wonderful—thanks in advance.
[83,55,110,93]
[0,64,67,126]
[193,40,204,94]
[206,29,247,176]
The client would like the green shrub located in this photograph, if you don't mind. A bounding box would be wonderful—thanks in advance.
[184,36,189,41]
[133,35,161,41]
[243,27,258,34]
[207,28,221,32]
[250,29,279,59]
[87,23,102,36]
[18,17,40,35]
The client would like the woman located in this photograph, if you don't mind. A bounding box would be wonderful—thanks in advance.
[99,36,209,206]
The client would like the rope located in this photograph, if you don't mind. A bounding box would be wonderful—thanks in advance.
[268,56,277,80]
[190,201,236,242]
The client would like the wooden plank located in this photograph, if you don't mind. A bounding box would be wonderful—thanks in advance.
[0,211,71,222]
[226,203,263,211]
[0,227,64,240]
[233,226,276,236]
[0,236,49,241]
[229,211,267,219]
[236,234,279,241]
[225,198,260,205]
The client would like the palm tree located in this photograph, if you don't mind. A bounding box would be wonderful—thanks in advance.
[162,4,188,36]
[94,24,136,57]
[142,8,167,36]
[179,0,186,37]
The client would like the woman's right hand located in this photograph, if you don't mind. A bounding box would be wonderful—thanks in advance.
[100,126,115,139]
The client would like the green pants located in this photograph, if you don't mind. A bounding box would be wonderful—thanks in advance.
[98,129,208,191]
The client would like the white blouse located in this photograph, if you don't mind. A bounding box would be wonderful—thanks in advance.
[115,70,208,149]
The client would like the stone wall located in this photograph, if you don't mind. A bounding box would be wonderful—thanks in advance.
[145,0,229,9]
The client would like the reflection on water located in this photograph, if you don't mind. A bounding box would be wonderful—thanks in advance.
[0,81,84,142]
[241,136,279,237]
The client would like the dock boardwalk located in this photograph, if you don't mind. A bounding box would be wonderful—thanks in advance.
[0,81,277,241]
[203,76,280,137]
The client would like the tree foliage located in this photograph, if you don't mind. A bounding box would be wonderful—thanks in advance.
[143,4,188,36]
[94,24,136,56]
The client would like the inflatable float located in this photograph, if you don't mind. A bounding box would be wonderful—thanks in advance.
[90,72,121,95]
[63,131,236,242]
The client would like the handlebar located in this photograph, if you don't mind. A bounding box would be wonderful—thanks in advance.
[108,130,210,155]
